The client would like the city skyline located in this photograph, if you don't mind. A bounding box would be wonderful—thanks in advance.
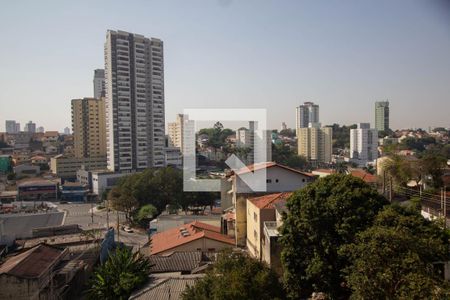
[1,0,450,131]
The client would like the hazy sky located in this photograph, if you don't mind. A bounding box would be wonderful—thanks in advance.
[1,0,449,132]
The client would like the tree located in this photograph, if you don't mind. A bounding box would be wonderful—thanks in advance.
[342,205,450,299]
[182,250,285,300]
[279,128,296,138]
[272,143,308,170]
[280,174,388,299]
[136,204,157,225]
[382,154,417,187]
[88,247,151,300]
[109,183,138,223]
[420,145,447,188]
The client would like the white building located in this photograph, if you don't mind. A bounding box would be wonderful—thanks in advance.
[105,30,165,172]
[5,120,19,134]
[93,69,106,99]
[91,170,131,195]
[295,102,319,129]
[350,123,378,166]
[236,121,272,165]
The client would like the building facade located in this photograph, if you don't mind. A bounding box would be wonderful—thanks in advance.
[105,30,165,172]
[93,68,106,99]
[167,114,187,152]
[5,120,19,134]
[297,124,332,163]
[375,100,389,132]
[50,154,107,179]
[295,102,319,129]
[350,123,378,166]
[24,121,36,133]
[71,97,107,159]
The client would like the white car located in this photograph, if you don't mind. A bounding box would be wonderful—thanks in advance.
[122,226,134,233]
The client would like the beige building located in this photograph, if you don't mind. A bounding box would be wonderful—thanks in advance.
[71,97,106,159]
[168,114,186,152]
[50,154,107,179]
[246,192,291,260]
[223,162,315,246]
[297,125,332,163]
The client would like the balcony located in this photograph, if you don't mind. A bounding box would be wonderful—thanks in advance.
[263,221,279,238]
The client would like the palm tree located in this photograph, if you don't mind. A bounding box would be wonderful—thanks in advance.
[88,247,151,300]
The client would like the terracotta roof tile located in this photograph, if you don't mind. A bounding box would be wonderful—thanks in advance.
[150,221,234,255]
[232,162,314,177]
[350,169,377,183]
[249,192,293,209]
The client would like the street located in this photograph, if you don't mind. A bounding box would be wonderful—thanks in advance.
[58,203,149,250]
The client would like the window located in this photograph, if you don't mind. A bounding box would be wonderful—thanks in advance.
[302,178,306,182]
[266,179,272,183]
[275,179,279,183]
[254,212,257,222]
[254,230,258,240]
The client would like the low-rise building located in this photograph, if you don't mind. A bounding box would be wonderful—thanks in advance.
[165,147,183,169]
[91,170,131,196]
[50,154,107,179]
[246,193,292,260]
[150,221,234,255]
[0,244,67,300]
[61,182,89,202]
[13,164,40,178]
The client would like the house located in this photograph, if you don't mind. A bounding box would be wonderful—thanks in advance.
[223,162,315,246]
[246,192,292,260]
[41,131,59,143]
[0,244,67,299]
[13,164,40,178]
[130,274,204,300]
[150,221,234,255]
[149,251,216,274]
[30,155,48,166]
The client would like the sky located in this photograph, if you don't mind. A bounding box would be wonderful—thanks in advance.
[0,0,449,132]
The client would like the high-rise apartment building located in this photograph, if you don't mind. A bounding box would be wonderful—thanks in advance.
[37,126,45,133]
[105,30,165,172]
[236,121,272,165]
[297,123,332,164]
[375,101,389,132]
[5,120,19,134]
[168,114,187,152]
[295,102,319,129]
[71,98,107,159]
[24,121,36,133]
[93,69,106,99]
[350,123,378,166]
[64,127,71,135]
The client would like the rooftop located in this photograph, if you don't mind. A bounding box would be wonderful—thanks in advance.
[150,221,234,255]
[149,251,216,274]
[0,243,66,279]
[230,162,314,178]
[249,192,292,209]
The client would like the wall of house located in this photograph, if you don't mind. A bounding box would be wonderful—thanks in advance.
[0,275,40,299]
[246,201,276,259]
[157,237,232,255]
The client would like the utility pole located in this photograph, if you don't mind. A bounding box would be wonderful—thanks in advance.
[444,186,447,230]
[116,210,120,242]
[106,199,110,228]
[91,199,94,224]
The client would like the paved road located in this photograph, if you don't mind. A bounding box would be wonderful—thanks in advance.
[58,203,149,250]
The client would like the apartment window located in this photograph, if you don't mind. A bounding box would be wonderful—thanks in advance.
[275,179,279,183]
[254,212,257,222]
[254,230,257,240]
[266,179,272,183]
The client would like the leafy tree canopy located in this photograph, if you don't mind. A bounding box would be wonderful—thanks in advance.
[280,174,388,299]
[182,250,285,300]
[342,205,450,299]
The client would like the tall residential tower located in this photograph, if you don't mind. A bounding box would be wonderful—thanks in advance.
[93,69,106,99]
[375,101,389,132]
[295,102,319,129]
[350,123,378,166]
[105,30,165,172]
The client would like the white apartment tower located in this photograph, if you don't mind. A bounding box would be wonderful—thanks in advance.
[105,30,165,172]
[296,102,319,129]
[93,69,106,99]
[350,123,378,166]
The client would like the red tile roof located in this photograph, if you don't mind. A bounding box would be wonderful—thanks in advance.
[232,162,314,177]
[248,192,293,209]
[350,169,377,183]
[151,221,234,255]
[0,244,65,279]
